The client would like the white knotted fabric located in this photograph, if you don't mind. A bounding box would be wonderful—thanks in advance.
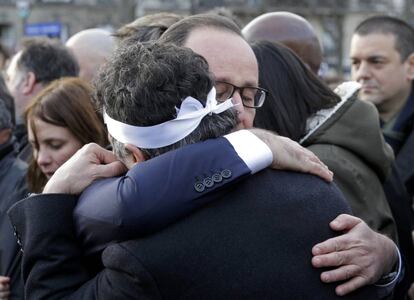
[103,87,234,149]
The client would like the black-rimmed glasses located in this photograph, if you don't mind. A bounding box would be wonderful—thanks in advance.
[214,81,267,108]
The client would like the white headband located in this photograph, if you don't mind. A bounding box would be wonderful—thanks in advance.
[103,87,234,149]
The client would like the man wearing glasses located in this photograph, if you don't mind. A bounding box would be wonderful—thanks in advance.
[160,14,400,297]
[162,22,264,130]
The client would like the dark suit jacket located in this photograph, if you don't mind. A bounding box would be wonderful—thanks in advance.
[74,137,251,255]
[393,108,414,196]
[9,170,384,299]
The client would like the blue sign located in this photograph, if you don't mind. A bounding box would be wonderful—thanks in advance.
[24,22,61,38]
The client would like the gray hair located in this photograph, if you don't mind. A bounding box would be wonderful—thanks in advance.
[159,13,243,46]
[110,111,236,161]
[17,37,79,83]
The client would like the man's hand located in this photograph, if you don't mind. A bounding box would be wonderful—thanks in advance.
[249,128,333,182]
[43,143,127,195]
[0,276,10,300]
[311,214,398,296]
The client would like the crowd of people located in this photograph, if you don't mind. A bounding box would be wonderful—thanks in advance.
[0,8,413,300]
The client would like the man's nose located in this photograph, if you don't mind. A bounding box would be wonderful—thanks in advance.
[352,61,371,82]
[231,90,245,115]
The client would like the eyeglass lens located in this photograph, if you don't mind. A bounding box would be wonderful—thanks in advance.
[215,81,265,108]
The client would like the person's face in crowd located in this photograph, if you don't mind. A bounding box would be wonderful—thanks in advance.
[184,27,259,130]
[5,51,27,120]
[28,117,83,179]
[350,33,414,112]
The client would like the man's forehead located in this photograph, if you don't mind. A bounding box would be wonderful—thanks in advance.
[184,27,244,56]
[184,27,258,86]
[211,67,257,87]
[351,33,398,55]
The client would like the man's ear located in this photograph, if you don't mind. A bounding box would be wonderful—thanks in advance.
[405,53,414,80]
[21,72,37,95]
[125,143,145,164]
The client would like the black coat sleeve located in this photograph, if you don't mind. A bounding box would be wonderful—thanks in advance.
[8,194,160,300]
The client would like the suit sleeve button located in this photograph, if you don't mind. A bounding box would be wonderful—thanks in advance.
[212,173,223,183]
[221,169,232,179]
[203,177,214,188]
[194,181,205,192]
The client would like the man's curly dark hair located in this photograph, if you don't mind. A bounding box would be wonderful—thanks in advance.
[94,41,235,160]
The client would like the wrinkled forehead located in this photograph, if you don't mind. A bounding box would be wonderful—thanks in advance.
[184,27,259,87]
